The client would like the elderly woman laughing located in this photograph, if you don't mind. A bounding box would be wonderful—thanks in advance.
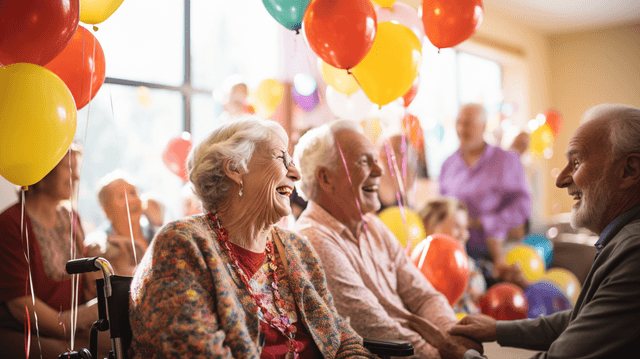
[129,117,373,359]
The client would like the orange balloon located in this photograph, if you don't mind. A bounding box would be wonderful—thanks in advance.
[412,234,470,305]
[479,283,529,320]
[544,108,563,136]
[422,0,483,49]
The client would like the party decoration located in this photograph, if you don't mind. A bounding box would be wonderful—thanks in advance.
[255,79,285,118]
[292,87,319,112]
[432,122,445,143]
[376,2,424,43]
[319,60,360,97]
[524,282,572,319]
[303,0,377,69]
[379,207,426,250]
[412,234,470,305]
[163,133,193,182]
[524,233,554,268]
[352,22,422,107]
[372,0,396,7]
[45,26,106,110]
[362,118,383,146]
[479,283,528,320]
[80,0,125,25]
[0,64,77,186]
[293,73,317,96]
[262,0,311,32]
[544,109,564,136]
[326,87,374,122]
[402,113,424,149]
[0,0,79,66]
[530,123,554,156]
[455,312,467,321]
[402,77,420,108]
[541,268,582,304]
[505,244,545,282]
[422,0,483,49]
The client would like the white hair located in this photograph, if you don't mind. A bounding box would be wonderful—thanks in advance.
[293,120,363,201]
[459,103,488,124]
[96,169,136,209]
[187,116,288,213]
[582,104,640,159]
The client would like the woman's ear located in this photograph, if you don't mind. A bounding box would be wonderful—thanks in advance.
[222,159,242,186]
[316,166,334,194]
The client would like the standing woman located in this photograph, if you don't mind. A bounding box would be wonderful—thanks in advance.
[0,144,106,358]
[129,117,374,358]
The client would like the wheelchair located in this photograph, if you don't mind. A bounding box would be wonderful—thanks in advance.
[60,257,413,359]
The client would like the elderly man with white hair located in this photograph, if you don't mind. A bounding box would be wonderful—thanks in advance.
[293,120,483,359]
[451,104,640,359]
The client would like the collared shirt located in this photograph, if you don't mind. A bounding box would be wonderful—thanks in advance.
[295,201,457,359]
[594,203,640,260]
[439,144,531,259]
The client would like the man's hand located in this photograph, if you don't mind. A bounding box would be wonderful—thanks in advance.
[495,262,529,289]
[449,314,498,343]
[408,315,483,359]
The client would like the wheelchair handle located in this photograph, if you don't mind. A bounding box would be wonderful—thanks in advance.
[66,257,115,296]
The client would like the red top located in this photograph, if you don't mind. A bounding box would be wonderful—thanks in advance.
[0,203,85,312]
[229,242,316,359]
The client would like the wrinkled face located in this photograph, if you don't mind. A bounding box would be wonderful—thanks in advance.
[42,152,80,201]
[103,179,142,225]
[456,106,485,150]
[329,130,383,216]
[242,136,301,225]
[433,209,470,245]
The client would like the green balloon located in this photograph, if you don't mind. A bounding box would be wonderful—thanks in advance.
[262,0,311,32]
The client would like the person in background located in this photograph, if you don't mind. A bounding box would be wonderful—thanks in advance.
[294,120,483,359]
[451,104,640,359]
[377,134,420,210]
[439,104,531,288]
[129,117,374,358]
[418,198,486,314]
[0,144,109,358]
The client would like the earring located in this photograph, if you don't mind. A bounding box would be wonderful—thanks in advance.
[239,180,243,197]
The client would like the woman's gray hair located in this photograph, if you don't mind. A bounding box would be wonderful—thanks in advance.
[583,104,640,158]
[187,116,288,213]
[293,120,363,201]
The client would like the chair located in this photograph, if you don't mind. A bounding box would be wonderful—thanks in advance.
[60,257,413,359]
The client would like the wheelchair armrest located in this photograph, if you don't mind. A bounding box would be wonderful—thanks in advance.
[363,338,414,357]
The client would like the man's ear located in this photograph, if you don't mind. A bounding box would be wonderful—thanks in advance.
[620,153,640,189]
[316,166,334,194]
[222,159,242,186]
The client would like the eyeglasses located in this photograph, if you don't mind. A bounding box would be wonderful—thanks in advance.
[278,150,295,170]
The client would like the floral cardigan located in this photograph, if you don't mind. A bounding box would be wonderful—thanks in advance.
[129,215,373,359]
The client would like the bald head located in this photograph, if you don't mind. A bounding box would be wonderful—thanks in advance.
[456,103,487,151]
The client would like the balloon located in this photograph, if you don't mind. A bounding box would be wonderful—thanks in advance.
[262,0,311,32]
[292,87,319,112]
[379,207,426,250]
[326,87,374,122]
[402,113,424,149]
[544,109,564,136]
[0,0,79,66]
[372,0,396,7]
[293,73,317,96]
[255,79,285,118]
[422,0,483,49]
[80,0,125,25]
[455,312,467,321]
[352,22,422,107]
[45,26,106,111]
[523,233,554,268]
[318,59,360,96]
[402,76,420,108]
[163,133,193,182]
[505,244,545,282]
[524,282,572,319]
[479,283,529,320]
[376,2,424,43]
[541,268,582,304]
[530,123,554,156]
[412,234,470,305]
[303,0,377,69]
[0,64,77,186]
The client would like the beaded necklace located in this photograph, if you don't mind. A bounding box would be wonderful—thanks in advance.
[207,212,302,359]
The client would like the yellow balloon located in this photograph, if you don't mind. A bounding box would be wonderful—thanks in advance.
[319,59,360,97]
[80,0,125,25]
[371,0,396,7]
[378,206,426,250]
[540,268,582,304]
[0,63,77,186]
[455,312,467,321]
[530,123,554,156]
[505,244,545,282]
[255,79,284,118]
[352,21,422,107]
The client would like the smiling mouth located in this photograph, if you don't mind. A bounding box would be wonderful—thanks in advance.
[570,191,582,207]
[276,186,293,196]
[362,185,378,193]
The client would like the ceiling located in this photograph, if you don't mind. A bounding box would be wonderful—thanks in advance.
[401,0,640,34]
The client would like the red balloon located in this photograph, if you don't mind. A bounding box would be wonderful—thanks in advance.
[544,108,563,136]
[402,113,424,149]
[412,234,470,305]
[402,76,420,107]
[303,0,377,69]
[45,26,106,110]
[0,0,79,66]
[422,0,483,49]
[163,134,193,182]
[479,283,529,320]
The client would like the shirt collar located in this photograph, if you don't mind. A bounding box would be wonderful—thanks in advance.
[595,203,640,254]
[304,201,367,242]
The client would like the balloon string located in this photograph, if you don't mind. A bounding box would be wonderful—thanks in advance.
[67,151,78,350]
[24,305,31,359]
[124,190,139,266]
[21,192,43,359]
[383,140,411,254]
[335,140,368,236]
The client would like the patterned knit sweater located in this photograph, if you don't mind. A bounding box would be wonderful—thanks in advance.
[129,214,373,358]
